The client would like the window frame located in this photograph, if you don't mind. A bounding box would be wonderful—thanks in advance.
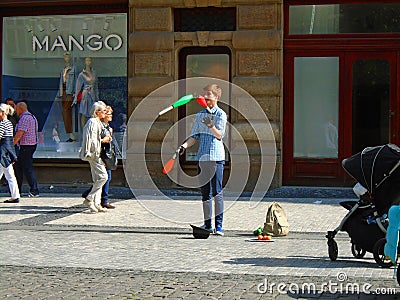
[284,0,400,40]
[178,46,232,166]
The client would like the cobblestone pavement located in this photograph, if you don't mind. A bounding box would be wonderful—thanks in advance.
[1,265,399,299]
[0,187,399,299]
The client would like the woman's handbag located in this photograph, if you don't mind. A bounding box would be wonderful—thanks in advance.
[100,142,118,170]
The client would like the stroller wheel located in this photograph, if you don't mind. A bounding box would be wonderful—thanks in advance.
[373,238,394,268]
[351,243,366,258]
[328,238,338,261]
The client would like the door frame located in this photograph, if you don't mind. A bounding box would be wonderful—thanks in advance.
[177,46,232,166]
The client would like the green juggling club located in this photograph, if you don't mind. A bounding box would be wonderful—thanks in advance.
[158,94,194,116]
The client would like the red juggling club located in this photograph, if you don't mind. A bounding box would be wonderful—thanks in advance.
[196,95,213,114]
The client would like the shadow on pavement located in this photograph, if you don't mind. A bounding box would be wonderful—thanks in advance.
[0,206,71,215]
[223,255,380,268]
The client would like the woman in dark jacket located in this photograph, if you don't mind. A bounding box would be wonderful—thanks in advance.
[0,104,20,203]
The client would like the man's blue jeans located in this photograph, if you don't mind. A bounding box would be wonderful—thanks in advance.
[198,160,224,229]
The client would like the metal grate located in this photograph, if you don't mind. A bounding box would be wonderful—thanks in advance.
[174,7,236,32]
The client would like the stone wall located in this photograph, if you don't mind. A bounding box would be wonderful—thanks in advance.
[128,0,283,190]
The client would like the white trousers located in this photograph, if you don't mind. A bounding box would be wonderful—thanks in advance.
[0,163,20,199]
[87,157,108,205]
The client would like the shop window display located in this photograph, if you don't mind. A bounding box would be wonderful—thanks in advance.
[2,13,127,158]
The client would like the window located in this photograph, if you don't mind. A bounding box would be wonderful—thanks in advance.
[174,7,236,32]
[289,3,400,35]
[2,13,127,158]
[294,57,339,158]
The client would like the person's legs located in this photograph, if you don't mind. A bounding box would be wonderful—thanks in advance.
[3,164,20,199]
[198,161,214,230]
[213,161,225,232]
[86,158,108,211]
[62,93,73,134]
[101,169,111,205]
[14,150,23,192]
[25,145,39,195]
[17,145,39,195]
[80,114,87,131]
[0,168,4,193]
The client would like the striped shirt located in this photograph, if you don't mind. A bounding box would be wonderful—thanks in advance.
[15,111,38,145]
[0,119,14,138]
[190,105,227,161]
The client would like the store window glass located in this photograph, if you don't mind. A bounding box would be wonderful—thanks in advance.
[294,57,339,158]
[289,3,400,34]
[2,13,127,158]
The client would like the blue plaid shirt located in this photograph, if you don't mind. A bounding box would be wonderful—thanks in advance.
[190,105,227,161]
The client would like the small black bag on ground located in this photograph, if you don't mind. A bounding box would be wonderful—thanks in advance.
[262,202,289,237]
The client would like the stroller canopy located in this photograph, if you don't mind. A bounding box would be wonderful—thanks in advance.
[342,144,400,215]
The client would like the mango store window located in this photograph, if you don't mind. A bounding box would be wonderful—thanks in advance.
[2,14,127,158]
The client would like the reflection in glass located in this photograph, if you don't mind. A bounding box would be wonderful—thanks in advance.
[290,3,400,34]
[2,14,127,158]
[294,57,339,158]
[185,54,229,161]
[352,60,390,154]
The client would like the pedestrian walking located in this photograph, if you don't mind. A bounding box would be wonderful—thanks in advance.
[99,105,120,208]
[81,105,120,209]
[80,101,109,213]
[13,102,39,198]
[179,84,227,236]
[0,104,20,203]
[1,98,19,187]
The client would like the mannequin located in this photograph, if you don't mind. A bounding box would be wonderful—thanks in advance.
[57,52,77,142]
[73,57,99,129]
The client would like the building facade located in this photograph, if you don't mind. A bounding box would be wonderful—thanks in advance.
[1,0,399,189]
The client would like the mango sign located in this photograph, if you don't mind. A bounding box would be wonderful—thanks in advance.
[32,34,123,52]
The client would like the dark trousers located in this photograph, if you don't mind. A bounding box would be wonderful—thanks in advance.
[14,145,39,195]
[62,91,73,133]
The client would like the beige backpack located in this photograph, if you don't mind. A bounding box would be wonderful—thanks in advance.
[263,202,289,236]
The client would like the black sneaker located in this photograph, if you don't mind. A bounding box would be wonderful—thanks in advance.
[24,192,39,198]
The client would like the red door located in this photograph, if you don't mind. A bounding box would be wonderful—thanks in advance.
[283,51,399,185]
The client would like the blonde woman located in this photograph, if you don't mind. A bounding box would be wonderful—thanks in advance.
[99,105,121,209]
[80,101,109,213]
[0,104,20,203]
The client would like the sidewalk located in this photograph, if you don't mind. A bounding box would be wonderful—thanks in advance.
[0,186,354,234]
[1,186,399,299]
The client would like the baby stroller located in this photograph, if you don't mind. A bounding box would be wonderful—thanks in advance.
[326,144,400,267]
